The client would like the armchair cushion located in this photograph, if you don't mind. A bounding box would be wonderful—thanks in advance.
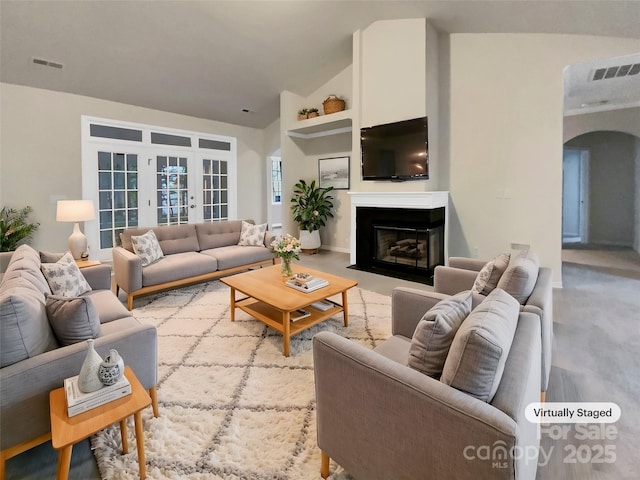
[46,295,102,346]
[496,249,539,303]
[441,288,519,402]
[407,290,472,377]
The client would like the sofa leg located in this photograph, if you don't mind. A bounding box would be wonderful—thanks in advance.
[127,294,134,311]
[321,451,330,479]
[540,391,546,403]
[149,387,160,417]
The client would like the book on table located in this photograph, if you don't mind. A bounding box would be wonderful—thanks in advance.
[64,374,131,417]
[290,309,311,322]
[286,274,329,293]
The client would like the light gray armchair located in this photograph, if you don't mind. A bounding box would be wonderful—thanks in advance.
[434,254,553,400]
[313,287,541,480]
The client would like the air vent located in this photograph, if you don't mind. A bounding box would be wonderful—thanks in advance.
[32,57,63,69]
[592,63,640,81]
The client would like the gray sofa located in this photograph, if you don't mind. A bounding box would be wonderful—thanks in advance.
[113,220,277,310]
[0,245,158,469]
[314,287,541,480]
[432,253,553,399]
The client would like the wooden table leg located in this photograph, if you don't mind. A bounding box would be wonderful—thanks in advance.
[342,291,349,327]
[283,311,291,357]
[120,418,129,454]
[56,445,73,480]
[134,410,146,480]
[229,287,236,321]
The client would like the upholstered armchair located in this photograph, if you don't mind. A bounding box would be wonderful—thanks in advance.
[313,286,542,480]
[434,250,553,400]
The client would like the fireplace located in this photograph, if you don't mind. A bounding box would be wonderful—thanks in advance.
[354,206,444,284]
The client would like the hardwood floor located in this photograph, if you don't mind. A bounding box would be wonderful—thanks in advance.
[5,247,639,479]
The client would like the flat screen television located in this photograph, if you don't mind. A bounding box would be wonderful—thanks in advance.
[361,116,428,181]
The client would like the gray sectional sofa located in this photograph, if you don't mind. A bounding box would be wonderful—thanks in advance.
[0,245,158,468]
[113,220,277,310]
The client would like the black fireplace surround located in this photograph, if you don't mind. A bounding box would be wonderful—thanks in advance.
[353,206,445,285]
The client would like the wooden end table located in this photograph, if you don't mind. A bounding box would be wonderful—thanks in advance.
[49,366,151,480]
[221,265,358,356]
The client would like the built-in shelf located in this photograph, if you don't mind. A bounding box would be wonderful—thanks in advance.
[286,110,352,139]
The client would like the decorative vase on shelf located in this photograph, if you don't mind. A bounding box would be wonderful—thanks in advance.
[98,349,125,386]
[280,257,294,278]
[78,339,104,393]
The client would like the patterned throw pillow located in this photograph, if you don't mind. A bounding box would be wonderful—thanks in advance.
[238,221,267,246]
[131,230,164,266]
[471,260,495,294]
[41,252,92,297]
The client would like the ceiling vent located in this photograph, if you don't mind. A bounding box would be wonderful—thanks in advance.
[32,57,64,69]
[592,63,640,81]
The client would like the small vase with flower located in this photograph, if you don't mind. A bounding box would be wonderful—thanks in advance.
[270,234,302,279]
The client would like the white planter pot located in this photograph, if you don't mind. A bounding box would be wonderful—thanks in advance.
[299,229,321,250]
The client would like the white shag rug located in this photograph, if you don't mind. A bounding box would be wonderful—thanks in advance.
[91,280,392,479]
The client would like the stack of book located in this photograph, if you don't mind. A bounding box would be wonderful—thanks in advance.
[286,273,329,293]
[64,374,131,417]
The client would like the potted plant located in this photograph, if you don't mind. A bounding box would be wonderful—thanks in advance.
[307,107,319,118]
[0,205,39,271]
[297,108,308,121]
[290,179,334,251]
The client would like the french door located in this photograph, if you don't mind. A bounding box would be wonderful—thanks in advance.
[82,117,236,261]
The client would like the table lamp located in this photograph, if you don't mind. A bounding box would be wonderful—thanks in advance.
[56,200,96,260]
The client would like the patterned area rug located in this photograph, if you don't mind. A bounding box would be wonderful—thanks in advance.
[91,281,392,479]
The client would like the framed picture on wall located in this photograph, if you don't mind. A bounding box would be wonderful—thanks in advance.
[318,156,350,190]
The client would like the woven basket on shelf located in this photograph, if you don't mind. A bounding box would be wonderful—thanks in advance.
[322,95,345,115]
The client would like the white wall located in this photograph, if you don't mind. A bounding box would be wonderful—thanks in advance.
[564,107,640,141]
[0,83,266,252]
[448,34,640,281]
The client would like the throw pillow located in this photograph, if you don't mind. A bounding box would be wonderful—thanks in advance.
[440,288,519,403]
[46,295,102,346]
[41,252,92,297]
[131,230,164,266]
[496,249,539,304]
[471,253,511,295]
[238,221,267,246]
[39,250,65,263]
[407,291,473,378]
[471,260,495,295]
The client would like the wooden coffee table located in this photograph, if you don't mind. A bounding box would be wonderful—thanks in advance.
[221,265,357,356]
[49,366,151,480]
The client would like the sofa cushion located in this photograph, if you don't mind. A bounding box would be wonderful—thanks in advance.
[440,288,519,402]
[497,249,539,304]
[195,220,245,250]
[238,220,267,246]
[472,253,510,295]
[1,245,51,295]
[46,295,102,346]
[0,277,58,367]
[121,224,199,255]
[82,289,132,324]
[200,245,273,271]
[39,251,65,263]
[41,252,92,297]
[131,230,164,267]
[407,291,473,378]
[141,252,218,287]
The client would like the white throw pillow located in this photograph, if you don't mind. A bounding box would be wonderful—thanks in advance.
[131,230,164,266]
[41,252,92,297]
[238,221,267,246]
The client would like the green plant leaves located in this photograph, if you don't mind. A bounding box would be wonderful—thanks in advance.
[290,179,334,233]
[0,206,39,252]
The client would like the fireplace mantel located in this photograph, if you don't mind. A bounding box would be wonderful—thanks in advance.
[348,191,449,265]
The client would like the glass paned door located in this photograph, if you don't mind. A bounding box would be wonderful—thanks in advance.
[202,158,229,221]
[97,150,139,249]
[155,155,195,225]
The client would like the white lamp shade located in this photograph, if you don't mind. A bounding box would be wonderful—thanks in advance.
[56,200,96,222]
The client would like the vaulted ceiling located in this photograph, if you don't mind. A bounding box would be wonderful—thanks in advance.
[2,0,639,128]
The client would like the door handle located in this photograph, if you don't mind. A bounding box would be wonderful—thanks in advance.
[190,204,195,209]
